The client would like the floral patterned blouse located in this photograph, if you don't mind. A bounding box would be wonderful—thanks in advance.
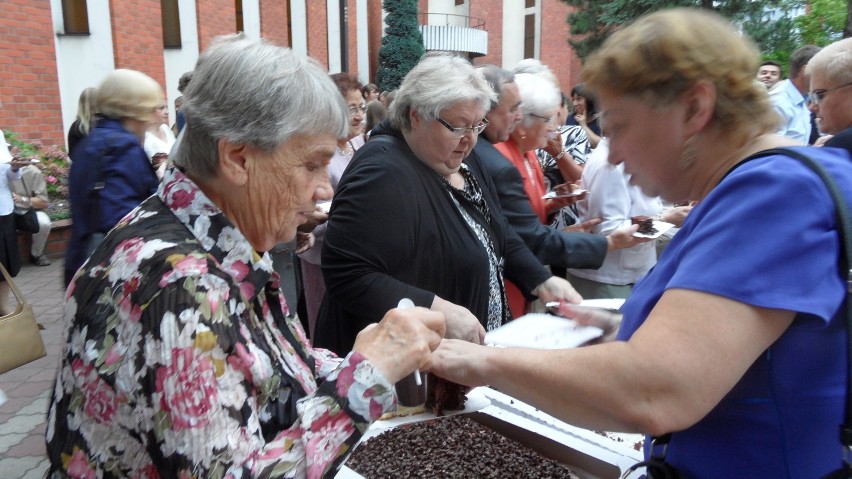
[46,166,395,479]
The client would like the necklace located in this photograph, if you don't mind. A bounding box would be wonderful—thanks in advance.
[339,140,355,156]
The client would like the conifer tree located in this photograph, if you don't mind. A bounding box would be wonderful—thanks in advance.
[376,0,425,92]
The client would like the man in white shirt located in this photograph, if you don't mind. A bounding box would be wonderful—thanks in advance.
[769,45,820,144]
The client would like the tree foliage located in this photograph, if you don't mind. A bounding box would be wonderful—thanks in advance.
[560,0,804,61]
[795,0,846,45]
[376,0,425,92]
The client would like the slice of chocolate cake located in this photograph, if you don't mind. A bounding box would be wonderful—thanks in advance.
[631,215,657,235]
[425,374,468,416]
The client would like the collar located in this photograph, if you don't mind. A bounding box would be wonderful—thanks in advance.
[157,165,275,300]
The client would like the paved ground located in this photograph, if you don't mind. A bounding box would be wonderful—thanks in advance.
[0,259,65,479]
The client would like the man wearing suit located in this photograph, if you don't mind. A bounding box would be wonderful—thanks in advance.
[465,65,640,279]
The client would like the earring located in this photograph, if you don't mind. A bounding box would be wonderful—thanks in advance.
[679,136,697,170]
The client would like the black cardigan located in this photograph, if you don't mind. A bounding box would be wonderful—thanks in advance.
[314,122,550,355]
[467,138,607,270]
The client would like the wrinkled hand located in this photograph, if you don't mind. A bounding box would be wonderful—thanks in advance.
[556,303,622,342]
[606,224,651,251]
[428,339,490,388]
[533,276,582,305]
[297,209,329,233]
[431,295,485,344]
[545,195,580,213]
[661,205,692,227]
[295,232,314,253]
[814,135,833,147]
[352,306,446,383]
[544,134,564,158]
[563,217,601,233]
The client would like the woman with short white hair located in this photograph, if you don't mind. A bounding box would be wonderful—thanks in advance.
[48,35,444,478]
[315,53,581,355]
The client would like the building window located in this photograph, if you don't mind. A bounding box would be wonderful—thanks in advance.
[455,0,464,5]
[525,0,535,8]
[236,0,244,32]
[61,0,90,34]
[162,0,182,48]
[524,13,535,59]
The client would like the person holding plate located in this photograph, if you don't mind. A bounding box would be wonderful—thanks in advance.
[430,8,852,477]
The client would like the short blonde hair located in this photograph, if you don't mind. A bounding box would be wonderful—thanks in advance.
[96,69,163,122]
[583,8,779,145]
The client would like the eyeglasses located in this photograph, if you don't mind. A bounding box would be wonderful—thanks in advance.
[348,104,367,116]
[436,117,490,138]
[808,81,852,105]
[528,113,555,124]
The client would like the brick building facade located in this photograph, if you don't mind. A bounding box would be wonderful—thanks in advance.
[0,0,583,150]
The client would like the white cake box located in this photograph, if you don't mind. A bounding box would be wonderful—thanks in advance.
[336,387,644,479]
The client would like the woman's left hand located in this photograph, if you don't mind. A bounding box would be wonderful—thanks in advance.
[533,276,582,305]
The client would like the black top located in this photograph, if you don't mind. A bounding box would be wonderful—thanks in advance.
[314,121,551,355]
[66,119,87,158]
[467,138,607,270]
[825,127,852,157]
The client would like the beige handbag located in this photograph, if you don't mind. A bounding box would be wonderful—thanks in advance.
[0,262,45,374]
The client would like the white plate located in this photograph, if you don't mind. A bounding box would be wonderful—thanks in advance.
[541,189,587,199]
[485,313,603,349]
[632,220,675,239]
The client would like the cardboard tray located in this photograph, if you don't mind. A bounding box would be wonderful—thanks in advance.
[336,388,643,479]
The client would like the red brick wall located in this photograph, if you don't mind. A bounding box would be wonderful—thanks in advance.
[0,1,64,146]
[260,0,290,46]
[196,0,236,53]
[540,0,581,94]
[110,0,166,88]
[367,0,383,82]
[306,1,329,69]
[347,0,359,74]
[470,0,503,67]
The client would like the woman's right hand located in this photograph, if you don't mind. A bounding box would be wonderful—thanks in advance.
[352,307,446,384]
[431,296,486,345]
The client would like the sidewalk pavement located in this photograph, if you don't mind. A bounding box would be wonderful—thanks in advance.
[0,259,66,479]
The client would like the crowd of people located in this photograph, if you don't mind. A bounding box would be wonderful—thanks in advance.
[1,6,841,478]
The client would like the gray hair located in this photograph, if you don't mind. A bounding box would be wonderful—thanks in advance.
[514,73,560,128]
[175,34,349,180]
[513,58,559,87]
[476,64,515,112]
[806,38,852,86]
[389,52,496,131]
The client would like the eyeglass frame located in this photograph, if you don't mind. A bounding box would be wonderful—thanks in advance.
[436,117,490,138]
[347,104,367,116]
[528,113,556,124]
[808,81,852,105]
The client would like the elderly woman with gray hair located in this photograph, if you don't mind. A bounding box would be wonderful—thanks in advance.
[314,53,580,356]
[47,35,444,478]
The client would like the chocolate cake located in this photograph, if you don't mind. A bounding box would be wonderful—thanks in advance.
[631,215,657,235]
[346,415,582,478]
[425,374,468,416]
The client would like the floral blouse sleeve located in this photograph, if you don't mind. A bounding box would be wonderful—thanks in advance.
[47,211,396,479]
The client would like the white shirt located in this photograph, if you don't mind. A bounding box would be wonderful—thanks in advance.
[769,79,810,144]
[568,139,661,285]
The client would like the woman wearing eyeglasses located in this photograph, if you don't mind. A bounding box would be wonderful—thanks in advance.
[313,53,581,356]
[297,72,366,338]
[492,72,580,317]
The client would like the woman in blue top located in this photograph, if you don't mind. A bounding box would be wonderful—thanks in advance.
[430,8,852,477]
[65,69,161,286]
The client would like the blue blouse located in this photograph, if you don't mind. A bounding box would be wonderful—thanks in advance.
[618,146,852,477]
